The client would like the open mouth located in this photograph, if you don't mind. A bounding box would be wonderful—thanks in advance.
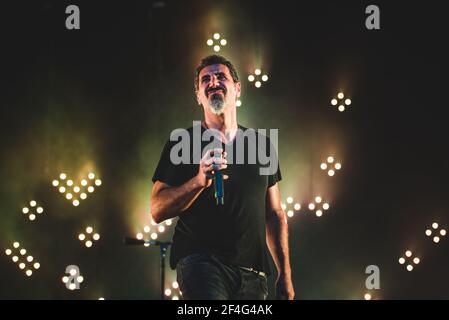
[206,87,226,97]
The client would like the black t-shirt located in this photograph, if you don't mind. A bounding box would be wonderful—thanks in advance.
[152,124,281,273]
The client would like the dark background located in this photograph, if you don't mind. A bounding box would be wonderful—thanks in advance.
[1,0,448,299]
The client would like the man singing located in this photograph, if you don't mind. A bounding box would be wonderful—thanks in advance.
[150,55,294,300]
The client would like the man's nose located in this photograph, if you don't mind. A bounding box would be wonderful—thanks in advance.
[210,75,220,87]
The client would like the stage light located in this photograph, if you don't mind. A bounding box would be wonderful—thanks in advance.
[364,293,372,300]
[316,210,323,217]
[151,233,158,240]
[34,262,40,269]
[53,172,102,206]
[331,92,352,112]
[69,283,77,290]
[6,242,40,276]
[77,276,84,283]
[172,296,179,300]
[165,289,172,296]
[321,156,341,177]
[151,219,158,226]
[315,196,322,203]
[287,197,293,204]
[62,276,69,283]
[425,222,446,244]
[99,297,105,300]
[22,201,44,221]
[308,203,315,210]
[399,250,420,271]
[281,203,287,210]
[165,219,173,226]
[287,210,294,218]
[309,197,330,217]
[172,282,179,289]
[248,69,269,88]
[207,33,227,52]
[78,227,100,247]
[322,203,330,210]
[60,173,67,180]
[136,233,143,240]
[144,226,151,233]
[158,226,165,233]
[294,203,301,210]
[236,99,242,107]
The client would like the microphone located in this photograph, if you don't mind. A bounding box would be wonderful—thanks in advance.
[213,152,224,205]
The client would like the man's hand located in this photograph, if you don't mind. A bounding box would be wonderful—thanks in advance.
[275,274,295,300]
[197,148,228,188]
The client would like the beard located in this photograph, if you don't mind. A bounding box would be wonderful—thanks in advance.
[208,93,225,115]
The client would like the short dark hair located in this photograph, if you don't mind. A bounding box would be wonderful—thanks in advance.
[194,55,240,92]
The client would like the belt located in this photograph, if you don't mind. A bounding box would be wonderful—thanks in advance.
[240,266,267,278]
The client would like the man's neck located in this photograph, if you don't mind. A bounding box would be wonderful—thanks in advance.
[203,111,238,143]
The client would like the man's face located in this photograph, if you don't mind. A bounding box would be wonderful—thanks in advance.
[196,64,241,115]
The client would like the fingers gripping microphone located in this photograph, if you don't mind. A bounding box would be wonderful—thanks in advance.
[213,153,224,206]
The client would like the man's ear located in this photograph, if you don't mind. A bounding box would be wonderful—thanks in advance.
[195,90,201,106]
[235,82,241,98]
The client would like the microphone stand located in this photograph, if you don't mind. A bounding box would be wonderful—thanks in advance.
[123,237,172,300]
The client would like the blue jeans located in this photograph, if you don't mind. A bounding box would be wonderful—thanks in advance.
[176,253,268,300]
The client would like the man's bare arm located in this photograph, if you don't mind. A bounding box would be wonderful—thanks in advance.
[150,148,227,223]
[265,183,295,299]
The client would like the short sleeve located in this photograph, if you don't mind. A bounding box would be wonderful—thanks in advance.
[152,139,188,186]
